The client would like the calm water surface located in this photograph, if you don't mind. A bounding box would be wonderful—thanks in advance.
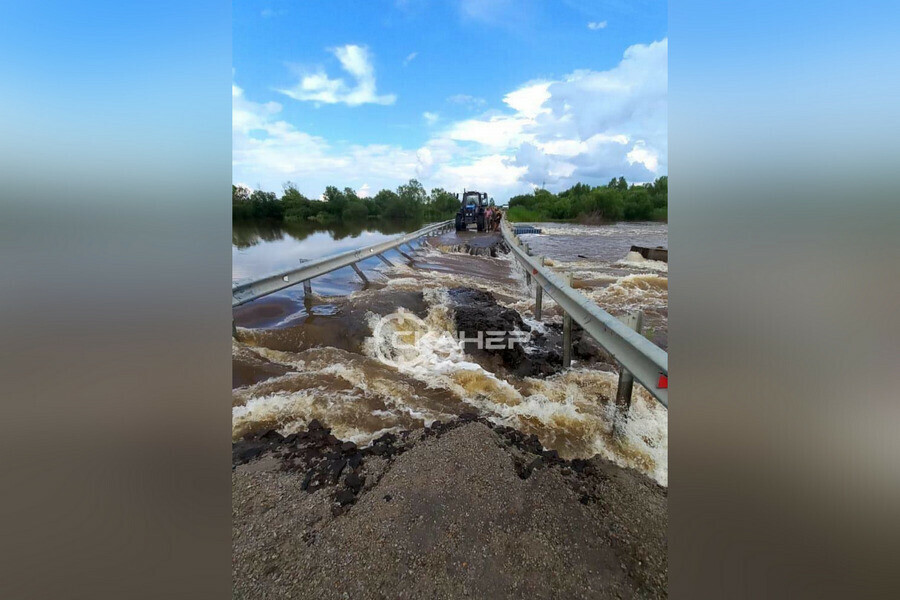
[233,219,428,297]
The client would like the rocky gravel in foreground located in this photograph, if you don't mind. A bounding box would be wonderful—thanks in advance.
[233,416,667,599]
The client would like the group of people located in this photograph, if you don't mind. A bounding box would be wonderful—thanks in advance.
[483,206,503,232]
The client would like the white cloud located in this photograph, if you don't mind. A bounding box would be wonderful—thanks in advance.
[423,111,439,124]
[447,94,487,108]
[536,138,587,157]
[357,183,371,198]
[587,21,607,30]
[277,45,396,106]
[233,83,344,181]
[234,81,413,194]
[415,147,434,176]
[234,38,667,200]
[403,52,418,66]
[515,38,668,184]
[444,113,532,149]
[433,154,528,191]
[503,82,551,118]
[626,141,659,172]
[433,38,667,189]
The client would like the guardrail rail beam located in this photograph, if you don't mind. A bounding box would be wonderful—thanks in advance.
[500,220,668,407]
[232,220,452,308]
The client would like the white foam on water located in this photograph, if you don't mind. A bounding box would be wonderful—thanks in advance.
[371,257,524,302]
[519,370,668,486]
[587,272,668,311]
[357,290,668,486]
[570,271,620,282]
[531,223,668,238]
[231,376,445,445]
[615,250,668,272]
[246,346,308,369]
[232,227,669,485]
[232,389,319,440]
[385,277,421,288]
[524,225,600,237]
[231,345,456,443]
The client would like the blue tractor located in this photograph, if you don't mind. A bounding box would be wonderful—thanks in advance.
[454,190,488,232]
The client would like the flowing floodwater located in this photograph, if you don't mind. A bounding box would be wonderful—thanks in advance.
[518,222,669,350]
[232,220,669,485]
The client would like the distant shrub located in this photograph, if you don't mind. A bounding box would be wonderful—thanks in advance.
[507,206,545,222]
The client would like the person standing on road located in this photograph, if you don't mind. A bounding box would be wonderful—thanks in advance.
[484,206,493,230]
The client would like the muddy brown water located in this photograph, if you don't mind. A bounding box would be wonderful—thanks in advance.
[233,220,669,485]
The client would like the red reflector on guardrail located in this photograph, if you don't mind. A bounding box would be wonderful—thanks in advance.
[658,374,668,389]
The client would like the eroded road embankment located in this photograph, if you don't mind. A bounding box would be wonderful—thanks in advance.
[232,229,669,598]
[232,226,668,485]
[233,416,667,600]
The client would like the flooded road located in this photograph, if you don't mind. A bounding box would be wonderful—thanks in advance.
[232,220,669,485]
[518,222,669,350]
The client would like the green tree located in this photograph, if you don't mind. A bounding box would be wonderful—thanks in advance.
[590,187,624,221]
[427,188,460,219]
[245,189,282,219]
[397,179,427,203]
[322,186,348,217]
[232,185,254,219]
[281,182,317,221]
[373,189,402,218]
[233,184,250,203]
[395,179,426,218]
[342,199,369,221]
[623,186,653,220]
[343,187,360,202]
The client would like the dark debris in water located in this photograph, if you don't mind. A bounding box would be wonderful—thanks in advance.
[446,287,609,377]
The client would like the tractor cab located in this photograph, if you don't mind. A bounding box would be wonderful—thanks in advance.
[454,190,489,231]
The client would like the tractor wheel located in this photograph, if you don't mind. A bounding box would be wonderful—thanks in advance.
[455,214,464,231]
[476,215,485,232]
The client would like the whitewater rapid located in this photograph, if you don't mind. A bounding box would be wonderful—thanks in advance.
[232,222,669,485]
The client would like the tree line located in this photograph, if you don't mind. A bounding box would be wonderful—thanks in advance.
[508,176,667,223]
[234,175,667,224]
[233,179,461,223]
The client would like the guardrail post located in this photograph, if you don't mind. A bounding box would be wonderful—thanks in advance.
[397,248,413,262]
[562,272,573,369]
[232,319,238,340]
[535,257,544,320]
[376,254,394,267]
[614,310,644,412]
[350,263,368,284]
[498,219,667,407]
[303,280,312,295]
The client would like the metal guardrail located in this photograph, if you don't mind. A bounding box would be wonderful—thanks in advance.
[232,220,453,307]
[501,220,669,407]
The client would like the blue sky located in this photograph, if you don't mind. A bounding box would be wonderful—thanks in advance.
[233,0,667,200]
